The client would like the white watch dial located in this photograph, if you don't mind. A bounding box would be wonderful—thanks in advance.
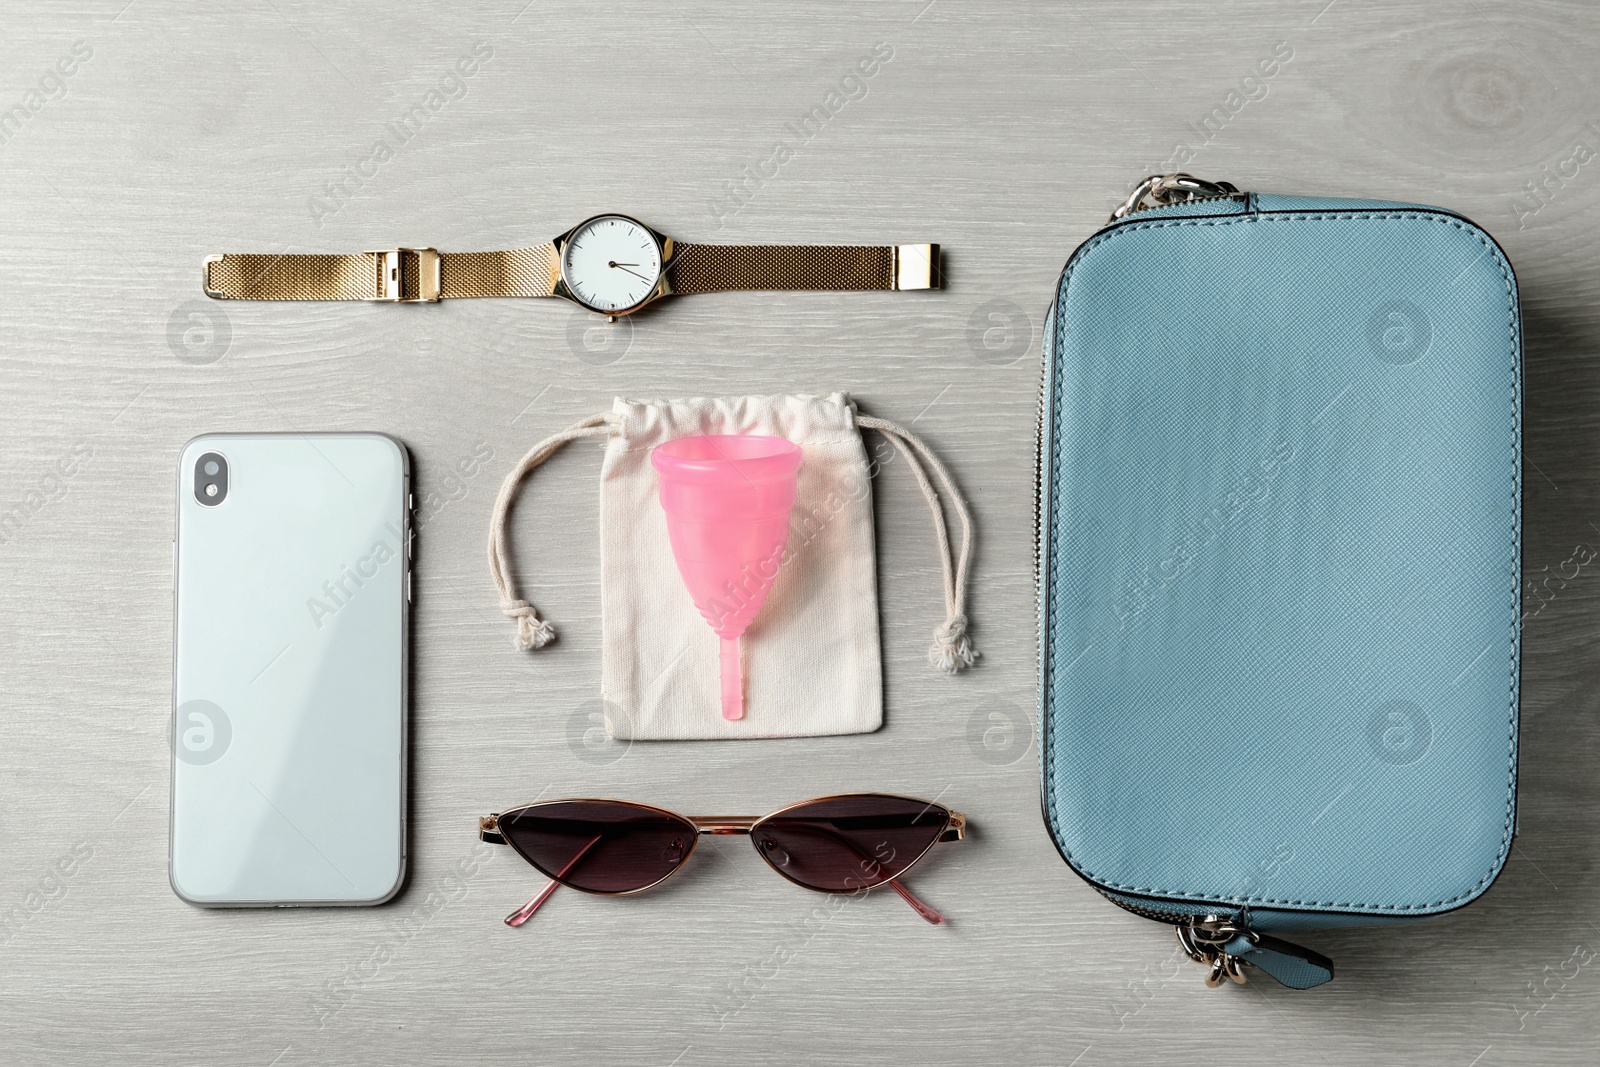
[560,215,663,313]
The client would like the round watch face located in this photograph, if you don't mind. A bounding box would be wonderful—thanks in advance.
[559,215,664,314]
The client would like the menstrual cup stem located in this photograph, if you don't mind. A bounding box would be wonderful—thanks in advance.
[720,636,743,721]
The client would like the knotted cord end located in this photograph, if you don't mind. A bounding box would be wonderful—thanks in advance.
[503,600,556,651]
[929,614,977,673]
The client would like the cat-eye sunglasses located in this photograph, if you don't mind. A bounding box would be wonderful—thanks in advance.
[478,792,965,926]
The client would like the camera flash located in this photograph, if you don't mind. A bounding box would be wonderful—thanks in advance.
[205,483,218,497]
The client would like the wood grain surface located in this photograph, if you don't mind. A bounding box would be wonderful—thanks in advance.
[1,1,1597,1064]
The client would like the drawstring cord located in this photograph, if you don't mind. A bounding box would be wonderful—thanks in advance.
[855,415,978,673]
[487,412,621,650]
[489,408,976,673]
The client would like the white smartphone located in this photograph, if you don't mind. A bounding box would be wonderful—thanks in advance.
[171,433,410,906]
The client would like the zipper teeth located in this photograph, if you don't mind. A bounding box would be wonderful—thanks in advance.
[1038,263,1196,938]
[1096,888,1221,926]
[1032,328,1048,674]
[1121,190,1237,220]
[1039,183,1245,941]
[1036,188,1242,671]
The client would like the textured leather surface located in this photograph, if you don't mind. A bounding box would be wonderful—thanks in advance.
[1039,193,1521,922]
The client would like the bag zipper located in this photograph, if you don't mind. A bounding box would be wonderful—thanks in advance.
[1038,175,1331,990]
[1096,888,1334,989]
[1109,172,1241,222]
[1034,173,1242,670]
[1032,302,1052,684]
[1090,890,1247,985]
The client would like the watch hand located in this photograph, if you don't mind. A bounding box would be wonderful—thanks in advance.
[608,262,652,283]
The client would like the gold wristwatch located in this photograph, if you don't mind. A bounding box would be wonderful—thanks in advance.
[203,214,940,319]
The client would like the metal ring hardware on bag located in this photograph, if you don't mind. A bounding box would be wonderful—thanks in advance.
[1110,174,1241,223]
[1176,915,1254,987]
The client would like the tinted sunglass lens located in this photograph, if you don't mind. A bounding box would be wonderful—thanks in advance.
[752,795,949,892]
[499,802,695,893]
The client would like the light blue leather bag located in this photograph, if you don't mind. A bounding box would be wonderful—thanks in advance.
[1037,176,1522,989]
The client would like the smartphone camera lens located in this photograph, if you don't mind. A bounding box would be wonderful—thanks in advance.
[195,452,228,507]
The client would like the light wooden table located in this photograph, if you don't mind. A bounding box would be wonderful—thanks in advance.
[1,1,1596,1064]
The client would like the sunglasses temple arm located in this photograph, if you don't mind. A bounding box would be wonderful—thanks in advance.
[782,824,947,926]
[503,834,604,928]
[778,822,950,925]
[886,878,945,925]
[504,879,562,928]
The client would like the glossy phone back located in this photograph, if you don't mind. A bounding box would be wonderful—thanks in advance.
[171,433,409,905]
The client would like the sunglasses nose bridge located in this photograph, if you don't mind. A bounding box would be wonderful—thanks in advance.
[690,817,757,835]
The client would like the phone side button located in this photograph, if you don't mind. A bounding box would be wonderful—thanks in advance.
[406,571,412,603]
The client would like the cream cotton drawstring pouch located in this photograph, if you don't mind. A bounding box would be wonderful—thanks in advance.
[487,393,976,740]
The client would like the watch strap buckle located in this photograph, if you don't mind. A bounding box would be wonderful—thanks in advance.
[368,247,441,302]
[201,254,227,299]
[892,243,939,290]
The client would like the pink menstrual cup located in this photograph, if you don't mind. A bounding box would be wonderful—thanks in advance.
[651,434,803,722]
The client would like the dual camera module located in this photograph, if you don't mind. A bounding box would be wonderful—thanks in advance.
[194,452,229,506]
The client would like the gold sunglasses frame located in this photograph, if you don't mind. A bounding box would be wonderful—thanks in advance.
[478,792,966,900]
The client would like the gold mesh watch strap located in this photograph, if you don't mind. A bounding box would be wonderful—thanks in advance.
[438,247,560,299]
[667,243,938,294]
[203,239,938,302]
[203,245,560,302]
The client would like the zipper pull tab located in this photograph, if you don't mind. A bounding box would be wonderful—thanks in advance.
[1223,931,1335,990]
[1178,916,1335,990]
